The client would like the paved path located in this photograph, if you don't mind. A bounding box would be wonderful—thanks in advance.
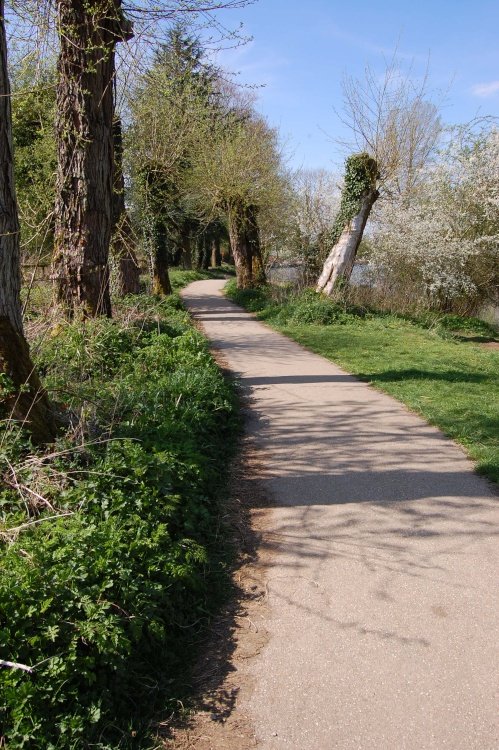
[181,279,499,750]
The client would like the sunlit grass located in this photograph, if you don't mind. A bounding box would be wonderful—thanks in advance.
[226,282,499,483]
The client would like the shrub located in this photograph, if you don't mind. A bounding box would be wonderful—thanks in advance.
[0,295,238,748]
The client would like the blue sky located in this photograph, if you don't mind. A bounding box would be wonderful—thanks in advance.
[214,0,499,170]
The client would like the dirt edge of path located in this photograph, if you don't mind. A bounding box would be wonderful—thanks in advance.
[159,354,273,749]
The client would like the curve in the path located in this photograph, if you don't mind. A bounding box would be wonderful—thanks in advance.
[181,279,499,750]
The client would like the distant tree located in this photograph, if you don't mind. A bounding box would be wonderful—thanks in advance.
[292,169,340,281]
[0,3,56,444]
[189,107,286,288]
[128,25,218,291]
[317,59,441,295]
[110,116,141,295]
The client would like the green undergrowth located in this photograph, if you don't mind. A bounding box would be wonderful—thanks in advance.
[226,281,499,483]
[0,291,239,748]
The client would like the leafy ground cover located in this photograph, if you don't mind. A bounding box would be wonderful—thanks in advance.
[226,282,499,483]
[1,280,239,749]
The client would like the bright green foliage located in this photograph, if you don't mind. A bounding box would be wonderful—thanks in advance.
[226,281,499,483]
[329,153,378,246]
[0,294,238,748]
[127,24,218,266]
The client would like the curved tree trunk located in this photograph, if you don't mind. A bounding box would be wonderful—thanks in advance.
[53,0,132,318]
[111,117,140,295]
[317,188,378,296]
[0,4,56,444]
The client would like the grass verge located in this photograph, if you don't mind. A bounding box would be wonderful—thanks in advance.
[1,283,239,749]
[225,282,499,484]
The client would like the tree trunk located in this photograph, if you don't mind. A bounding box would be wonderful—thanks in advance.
[227,203,253,289]
[151,222,172,295]
[201,235,210,270]
[317,188,378,296]
[246,204,266,284]
[53,0,132,318]
[0,3,56,444]
[180,223,192,269]
[211,236,221,267]
[110,117,140,295]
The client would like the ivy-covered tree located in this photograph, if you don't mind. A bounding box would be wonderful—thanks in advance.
[10,62,57,269]
[128,24,218,289]
[189,104,286,288]
[317,57,441,295]
[317,153,378,294]
[0,1,56,444]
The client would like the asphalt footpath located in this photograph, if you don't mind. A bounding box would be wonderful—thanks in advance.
[181,278,498,750]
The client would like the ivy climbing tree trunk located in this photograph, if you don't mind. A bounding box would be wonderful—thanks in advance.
[110,117,140,295]
[317,153,378,296]
[246,204,266,284]
[316,187,378,295]
[0,2,56,443]
[149,221,172,295]
[226,201,264,288]
[53,0,132,318]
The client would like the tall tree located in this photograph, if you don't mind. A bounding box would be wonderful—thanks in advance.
[128,25,217,286]
[317,58,441,295]
[53,0,132,318]
[189,111,285,288]
[0,0,56,443]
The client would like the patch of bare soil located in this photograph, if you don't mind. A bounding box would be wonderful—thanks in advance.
[158,364,273,750]
[480,340,499,350]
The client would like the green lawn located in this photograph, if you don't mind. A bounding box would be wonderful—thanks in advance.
[226,282,499,484]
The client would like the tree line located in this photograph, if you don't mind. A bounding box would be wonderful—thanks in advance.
[2,3,498,448]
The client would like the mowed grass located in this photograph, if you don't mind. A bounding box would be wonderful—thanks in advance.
[226,282,499,484]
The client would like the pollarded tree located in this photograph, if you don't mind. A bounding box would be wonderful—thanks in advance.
[317,58,441,295]
[0,1,56,444]
[127,26,219,287]
[189,107,286,288]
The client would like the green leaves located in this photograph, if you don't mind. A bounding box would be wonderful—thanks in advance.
[0,294,238,748]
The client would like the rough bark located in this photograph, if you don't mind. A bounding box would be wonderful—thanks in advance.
[227,203,256,289]
[317,188,378,296]
[110,117,140,295]
[0,319,57,443]
[53,0,132,318]
[0,3,56,443]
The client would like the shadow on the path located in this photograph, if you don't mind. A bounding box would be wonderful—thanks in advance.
[174,286,499,734]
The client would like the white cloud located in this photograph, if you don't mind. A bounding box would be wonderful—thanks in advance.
[471,80,499,97]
